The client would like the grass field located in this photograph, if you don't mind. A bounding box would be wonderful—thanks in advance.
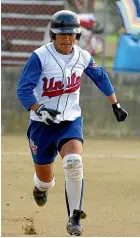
[1,136,140,237]
[94,33,118,67]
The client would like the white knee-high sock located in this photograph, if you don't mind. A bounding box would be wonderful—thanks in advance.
[65,178,84,217]
[63,154,84,217]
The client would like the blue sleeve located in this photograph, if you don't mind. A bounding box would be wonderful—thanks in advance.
[17,52,42,111]
[84,56,115,96]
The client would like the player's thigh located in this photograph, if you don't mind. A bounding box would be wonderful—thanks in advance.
[27,120,59,164]
[59,139,83,158]
[27,120,58,181]
[57,117,84,158]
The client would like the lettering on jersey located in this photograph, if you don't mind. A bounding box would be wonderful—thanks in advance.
[42,73,81,97]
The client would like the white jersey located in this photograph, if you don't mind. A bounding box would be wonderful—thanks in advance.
[30,42,91,123]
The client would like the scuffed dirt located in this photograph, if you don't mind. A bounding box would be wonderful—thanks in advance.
[1,136,140,237]
[22,217,37,235]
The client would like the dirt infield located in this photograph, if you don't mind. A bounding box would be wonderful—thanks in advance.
[1,136,140,237]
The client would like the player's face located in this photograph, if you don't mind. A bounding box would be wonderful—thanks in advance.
[54,34,77,55]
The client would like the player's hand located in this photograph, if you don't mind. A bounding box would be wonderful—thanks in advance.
[35,104,61,125]
[112,102,128,122]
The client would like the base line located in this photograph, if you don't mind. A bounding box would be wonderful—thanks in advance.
[1,152,140,159]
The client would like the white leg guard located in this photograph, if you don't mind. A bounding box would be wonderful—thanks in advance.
[63,154,84,217]
[34,173,55,192]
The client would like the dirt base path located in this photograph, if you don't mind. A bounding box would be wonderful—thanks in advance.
[2,136,140,237]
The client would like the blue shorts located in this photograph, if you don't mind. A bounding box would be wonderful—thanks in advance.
[26,117,83,165]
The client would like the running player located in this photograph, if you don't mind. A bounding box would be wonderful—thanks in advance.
[17,10,128,236]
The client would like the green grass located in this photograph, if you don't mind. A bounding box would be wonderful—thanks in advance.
[93,34,119,67]
[106,33,118,44]
[94,56,114,67]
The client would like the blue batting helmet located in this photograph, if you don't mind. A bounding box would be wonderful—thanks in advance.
[49,10,81,40]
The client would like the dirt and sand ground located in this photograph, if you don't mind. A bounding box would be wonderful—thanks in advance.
[1,136,140,237]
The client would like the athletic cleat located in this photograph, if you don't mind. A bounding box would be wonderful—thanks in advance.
[33,186,47,206]
[66,209,86,236]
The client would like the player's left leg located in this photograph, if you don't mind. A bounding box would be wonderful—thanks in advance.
[59,139,86,236]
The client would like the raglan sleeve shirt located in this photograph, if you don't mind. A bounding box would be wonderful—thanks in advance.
[16,52,42,111]
[84,56,115,96]
[17,47,115,112]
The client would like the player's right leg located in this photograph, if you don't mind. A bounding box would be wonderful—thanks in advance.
[33,162,55,206]
[26,120,58,206]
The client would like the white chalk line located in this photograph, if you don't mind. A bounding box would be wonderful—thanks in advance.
[1,152,140,159]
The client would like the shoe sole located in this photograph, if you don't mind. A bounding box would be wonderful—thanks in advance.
[33,191,47,206]
[67,227,83,236]
[69,232,82,236]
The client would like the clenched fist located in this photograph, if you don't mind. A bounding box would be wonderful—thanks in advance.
[112,102,128,122]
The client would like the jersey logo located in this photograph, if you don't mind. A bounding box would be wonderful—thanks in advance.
[29,139,37,155]
[42,73,81,97]
[93,60,98,67]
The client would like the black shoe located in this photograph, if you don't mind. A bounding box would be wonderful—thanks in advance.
[33,186,47,206]
[66,209,86,236]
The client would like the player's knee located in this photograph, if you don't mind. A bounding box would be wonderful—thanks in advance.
[63,154,83,181]
[34,173,55,191]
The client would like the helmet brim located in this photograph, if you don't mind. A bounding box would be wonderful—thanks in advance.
[50,27,81,34]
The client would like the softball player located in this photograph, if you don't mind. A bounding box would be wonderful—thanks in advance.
[17,10,128,236]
